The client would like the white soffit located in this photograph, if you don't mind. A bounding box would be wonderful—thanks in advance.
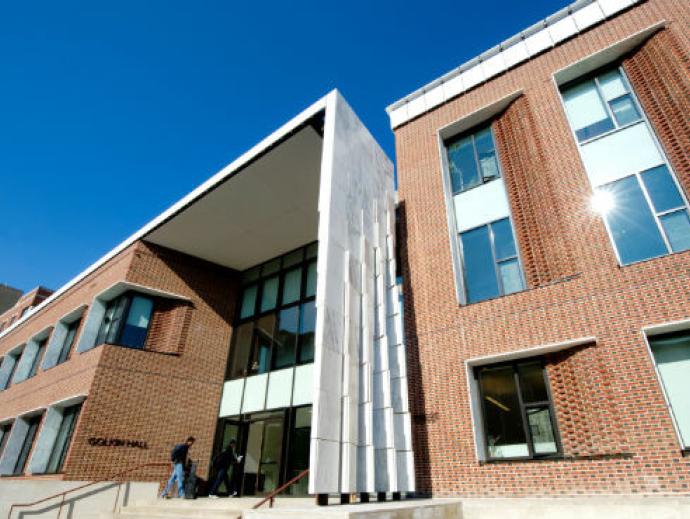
[0,94,330,341]
[146,124,322,270]
[386,0,642,129]
[466,336,596,367]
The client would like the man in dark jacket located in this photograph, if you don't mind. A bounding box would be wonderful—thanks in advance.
[208,439,242,498]
[161,436,195,498]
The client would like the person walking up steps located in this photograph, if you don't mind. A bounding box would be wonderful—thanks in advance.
[160,436,195,499]
[208,439,242,498]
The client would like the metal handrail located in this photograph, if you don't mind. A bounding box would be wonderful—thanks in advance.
[7,461,169,519]
[251,468,309,509]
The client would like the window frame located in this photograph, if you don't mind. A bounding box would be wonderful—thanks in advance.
[444,124,503,196]
[227,242,318,380]
[56,318,82,366]
[12,413,44,475]
[26,337,49,379]
[95,292,155,351]
[475,358,562,461]
[558,64,690,267]
[0,421,12,460]
[458,217,526,304]
[44,403,82,475]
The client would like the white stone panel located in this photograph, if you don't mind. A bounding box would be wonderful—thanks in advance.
[502,40,529,69]
[460,65,485,90]
[443,74,466,102]
[548,15,578,44]
[524,28,553,56]
[219,379,245,417]
[265,368,293,410]
[424,87,444,111]
[292,363,314,406]
[406,95,427,122]
[580,123,663,187]
[598,0,634,17]
[481,53,507,79]
[241,374,268,413]
[453,178,511,233]
[573,2,605,31]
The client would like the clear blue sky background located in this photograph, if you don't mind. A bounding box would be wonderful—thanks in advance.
[1,0,566,292]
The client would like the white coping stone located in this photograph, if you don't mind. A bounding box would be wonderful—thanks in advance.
[454,178,511,233]
[573,1,605,31]
[548,15,578,44]
[241,374,268,414]
[524,27,553,56]
[218,379,244,417]
[425,87,444,110]
[599,0,633,17]
[265,368,293,410]
[460,65,485,91]
[502,40,529,69]
[443,74,465,102]
[292,363,314,406]
[481,53,507,79]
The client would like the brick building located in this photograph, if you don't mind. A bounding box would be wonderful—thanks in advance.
[389,0,689,497]
[0,91,414,501]
[0,287,53,334]
[0,0,688,508]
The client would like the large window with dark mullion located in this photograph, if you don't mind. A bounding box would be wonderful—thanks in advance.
[13,413,43,475]
[0,422,12,460]
[227,242,317,380]
[95,293,154,350]
[27,338,48,379]
[477,359,559,460]
[45,404,82,474]
[56,319,81,366]
[446,125,501,195]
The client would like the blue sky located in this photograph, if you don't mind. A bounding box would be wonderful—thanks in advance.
[1,0,566,292]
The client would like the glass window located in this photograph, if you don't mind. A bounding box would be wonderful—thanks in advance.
[286,406,311,495]
[609,94,640,126]
[446,126,501,194]
[227,242,318,380]
[460,218,525,304]
[650,332,690,450]
[240,285,258,319]
[0,422,12,460]
[13,414,42,475]
[274,307,299,370]
[95,294,154,350]
[27,338,48,378]
[120,296,153,349]
[45,404,81,474]
[562,79,614,142]
[282,268,302,305]
[298,301,316,364]
[260,277,279,313]
[56,319,81,365]
[3,351,21,389]
[477,359,559,459]
[597,165,690,264]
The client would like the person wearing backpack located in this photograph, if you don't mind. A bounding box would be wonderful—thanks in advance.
[160,436,195,499]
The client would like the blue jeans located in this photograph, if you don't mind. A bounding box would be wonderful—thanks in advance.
[161,462,185,497]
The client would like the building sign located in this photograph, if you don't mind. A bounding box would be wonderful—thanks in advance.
[88,437,148,449]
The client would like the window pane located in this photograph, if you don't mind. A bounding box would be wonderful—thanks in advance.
[479,366,528,458]
[240,285,258,319]
[461,225,499,304]
[660,210,690,253]
[46,404,81,474]
[498,259,523,295]
[598,69,628,101]
[601,176,667,264]
[28,339,47,378]
[229,323,253,379]
[527,407,558,455]
[305,261,317,298]
[250,315,275,375]
[641,165,685,213]
[609,94,640,126]
[474,127,500,181]
[448,136,480,193]
[491,218,517,260]
[518,362,548,403]
[274,307,299,369]
[282,268,302,305]
[14,414,41,475]
[242,266,261,284]
[260,277,279,312]
[650,333,690,448]
[57,320,80,365]
[562,80,614,141]
[119,296,153,349]
[298,301,316,363]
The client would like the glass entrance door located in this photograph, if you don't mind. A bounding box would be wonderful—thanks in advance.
[239,411,285,496]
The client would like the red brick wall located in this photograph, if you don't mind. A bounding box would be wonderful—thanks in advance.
[395,0,690,496]
[62,241,239,482]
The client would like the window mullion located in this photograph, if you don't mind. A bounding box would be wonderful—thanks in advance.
[514,365,535,458]
[637,172,674,253]
[488,223,504,296]
[593,76,619,130]
[471,133,482,187]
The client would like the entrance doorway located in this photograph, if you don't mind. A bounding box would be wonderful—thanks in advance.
[215,406,311,496]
